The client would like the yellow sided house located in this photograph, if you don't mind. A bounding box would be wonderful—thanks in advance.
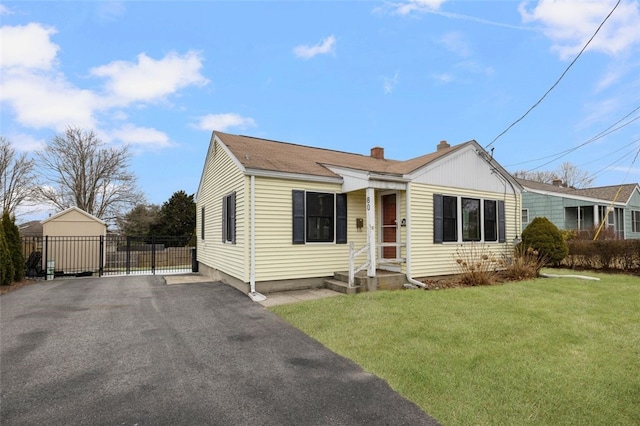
[196,132,522,299]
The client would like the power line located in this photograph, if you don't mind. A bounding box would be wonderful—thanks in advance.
[506,106,640,168]
[485,0,621,150]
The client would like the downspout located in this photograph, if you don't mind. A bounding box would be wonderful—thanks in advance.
[404,183,427,289]
[248,175,266,302]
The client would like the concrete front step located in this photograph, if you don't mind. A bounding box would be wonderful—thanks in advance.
[329,270,408,292]
[324,278,361,295]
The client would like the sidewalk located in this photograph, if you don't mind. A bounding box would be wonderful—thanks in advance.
[162,274,344,306]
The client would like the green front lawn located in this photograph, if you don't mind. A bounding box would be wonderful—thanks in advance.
[271,272,640,425]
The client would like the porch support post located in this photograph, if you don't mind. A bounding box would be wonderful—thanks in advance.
[366,187,376,277]
[593,205,599,226]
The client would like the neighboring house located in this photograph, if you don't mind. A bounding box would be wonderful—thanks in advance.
[196,131,522,295]
[41,206,108,274]
[18,220,43,237]
[517,178,640,239]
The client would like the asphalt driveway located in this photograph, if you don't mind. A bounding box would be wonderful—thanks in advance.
[0,276,439,425]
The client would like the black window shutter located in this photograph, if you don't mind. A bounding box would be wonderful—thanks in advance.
[201,206,205,240]
[433,194,443,244]
[230,192,236,244]
[292,190,305,244]
[336,193,347,244]
[221,196,227,242]
[498,200,506,243]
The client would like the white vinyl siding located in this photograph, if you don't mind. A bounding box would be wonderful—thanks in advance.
[409,183,520,278]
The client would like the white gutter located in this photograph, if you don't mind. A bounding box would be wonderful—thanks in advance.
[248,175,266,302]
[404,183,427,289]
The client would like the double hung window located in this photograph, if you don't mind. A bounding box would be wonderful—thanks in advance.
[292,190,347,244]
[222,192,235,244]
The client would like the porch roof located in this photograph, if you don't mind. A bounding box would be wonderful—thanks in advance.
[215,131,469,179]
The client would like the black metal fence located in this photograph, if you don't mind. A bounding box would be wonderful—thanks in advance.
[21,235,196,279]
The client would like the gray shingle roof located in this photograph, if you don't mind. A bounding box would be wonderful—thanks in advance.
[517,178,639,203]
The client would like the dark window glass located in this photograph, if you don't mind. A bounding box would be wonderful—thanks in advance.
[306,192,334,242]
[443,196,457,242]
[484,200,497,241]
[201,207,205,240]
[462,198,480,241]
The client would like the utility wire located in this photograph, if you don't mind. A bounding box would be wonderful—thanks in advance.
[485,0,621,150]
[506,107,640,168]
[520,114,640,171]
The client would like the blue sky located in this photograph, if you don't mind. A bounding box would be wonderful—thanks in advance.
[2,0,640,221]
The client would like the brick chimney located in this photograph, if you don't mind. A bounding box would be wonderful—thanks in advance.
[371,146,384,160]
[437,140,450,151]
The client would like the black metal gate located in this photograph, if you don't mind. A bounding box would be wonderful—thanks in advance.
[21,235,196,279]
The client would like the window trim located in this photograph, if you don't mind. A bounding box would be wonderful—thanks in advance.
[222,192,236,244]
[632,210,640,233]
[292,190,347,244]
[434,194,505,244]
[201,206,205,240]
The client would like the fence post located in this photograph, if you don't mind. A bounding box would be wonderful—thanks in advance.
[151,235,156,275]
[126,236,131,275]
[99,235,104,277]
[44,235,49,281]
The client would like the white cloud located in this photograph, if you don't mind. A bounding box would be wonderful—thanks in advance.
[390,0,448,15]
[431,73,454,83]
[91,51,209,105]
[440,32,470,58]
[9,133,46,152]
[519,0,640,59]
[193,113,256,132]
[293,35,336,59]
[0,22,209,149]
[383,72,399,94]
[1,69,99,131]
[0,22,59,70]
[0,5,13,15]
[110,124,172,148]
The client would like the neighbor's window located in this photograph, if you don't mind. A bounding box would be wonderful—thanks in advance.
[222,192,236,244]
[292,190,347,244]
[522,209,529,225]
[632,210,640,233]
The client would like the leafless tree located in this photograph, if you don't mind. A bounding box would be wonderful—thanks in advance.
[0,137,37,215]
[556,162,594,189]
[513,162,594,189]
[37,127,144,222]
[512,170,557,184]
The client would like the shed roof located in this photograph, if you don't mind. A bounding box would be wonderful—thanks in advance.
[41,206,107,226]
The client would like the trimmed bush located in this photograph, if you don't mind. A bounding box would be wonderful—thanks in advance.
[521,217,568,265]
